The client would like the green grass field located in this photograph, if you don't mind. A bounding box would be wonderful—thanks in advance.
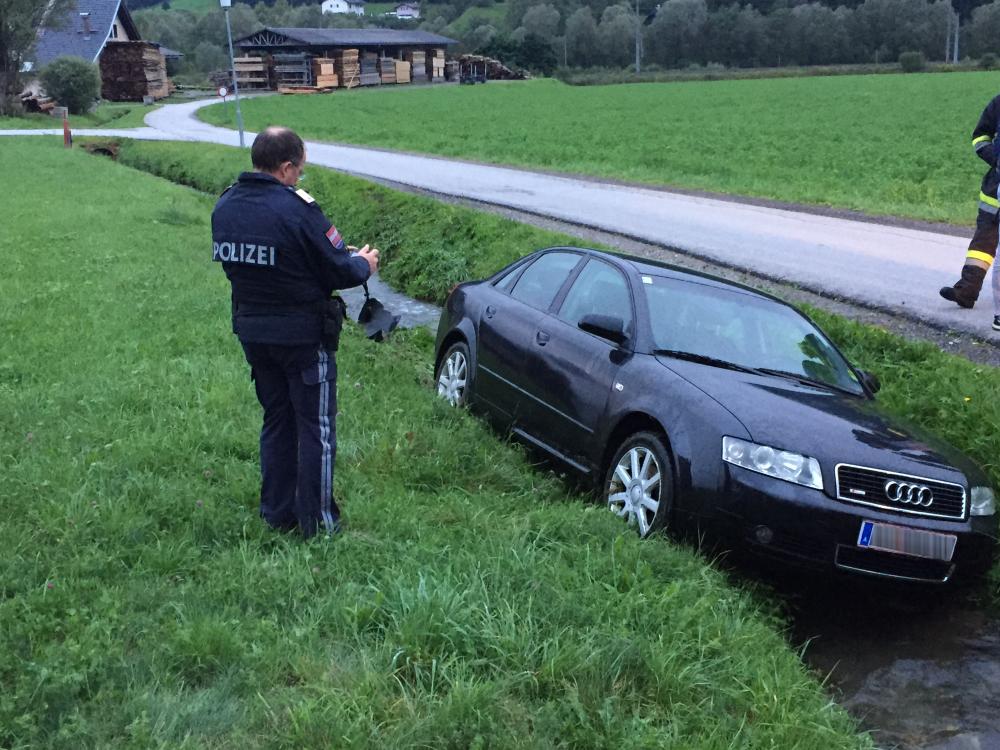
[1,137,875,747]
[200,73,1000,225]
[0,102,156,130]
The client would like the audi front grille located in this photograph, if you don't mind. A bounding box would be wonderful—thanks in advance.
[835,464,967,521]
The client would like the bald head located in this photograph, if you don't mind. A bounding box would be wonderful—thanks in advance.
[251,126,305,173]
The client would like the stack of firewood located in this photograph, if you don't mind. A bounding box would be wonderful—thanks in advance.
[100,42,170,101]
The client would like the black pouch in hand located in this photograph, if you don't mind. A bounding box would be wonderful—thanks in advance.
[322,296,348,351]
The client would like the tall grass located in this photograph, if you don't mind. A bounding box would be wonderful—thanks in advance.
[198,74,998,225]
[0,137,873,747]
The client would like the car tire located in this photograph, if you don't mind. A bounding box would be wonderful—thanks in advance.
[436,340,472,407]
[604,431,673,538]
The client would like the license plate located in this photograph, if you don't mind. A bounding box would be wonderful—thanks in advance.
[857,520,957,561]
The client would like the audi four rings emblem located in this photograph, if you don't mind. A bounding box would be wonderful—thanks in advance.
[884,479,934,507]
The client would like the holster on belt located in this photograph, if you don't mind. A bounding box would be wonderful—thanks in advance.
[322,296,348,351]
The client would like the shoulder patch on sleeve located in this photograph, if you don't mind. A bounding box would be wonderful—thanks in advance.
[294,188,317,204]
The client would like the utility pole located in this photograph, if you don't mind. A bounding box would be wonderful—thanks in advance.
[945,10,952,62]
[952,9,960,64]
[220,0,245,148]
[634,0,641,74]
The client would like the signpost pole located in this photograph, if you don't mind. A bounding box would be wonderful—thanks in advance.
[220,0,245,148]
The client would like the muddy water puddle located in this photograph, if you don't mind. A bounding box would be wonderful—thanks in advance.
[786,581,1000,749]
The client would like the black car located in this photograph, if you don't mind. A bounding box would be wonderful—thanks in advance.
[433,247,998,584]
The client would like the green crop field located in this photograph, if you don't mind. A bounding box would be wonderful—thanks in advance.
[200,73,1000,226]
[1,136,876,747]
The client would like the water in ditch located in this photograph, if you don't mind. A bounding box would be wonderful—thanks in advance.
[786,576,1000,750]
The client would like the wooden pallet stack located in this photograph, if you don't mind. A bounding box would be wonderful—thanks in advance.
[99,42,170,101]
[378,57,397,84]
[234,55,268,89]
[404,49,426,82]
[334,49,360,88]
[311,57,339,89]
[394,59,411,84]
[359,51,380,86]
[272,53,312,88]
[426,48,445,81]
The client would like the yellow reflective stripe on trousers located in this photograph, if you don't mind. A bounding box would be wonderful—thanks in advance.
[973,135,992,146]
[967,249,995,266]
[980,191,1000,208]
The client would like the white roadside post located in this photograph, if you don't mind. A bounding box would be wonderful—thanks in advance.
[220,0,245,148]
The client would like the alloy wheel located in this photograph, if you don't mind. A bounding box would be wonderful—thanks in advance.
[437,348,468,406]
[607,445,662,537]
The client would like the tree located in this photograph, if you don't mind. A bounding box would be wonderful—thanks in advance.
[521,3,561,40]
[0,0,72,114]
[647,0,708,66]
[599,4,635,67]
[565,6,599,65]
[193,41,229,73]
[966,0,1000,56]
[519,30,559,72]
[39,55,100,114]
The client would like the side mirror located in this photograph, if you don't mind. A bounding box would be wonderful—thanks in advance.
[579,313,627,345]
[858,369,881,394]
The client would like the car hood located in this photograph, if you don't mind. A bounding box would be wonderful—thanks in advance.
[658,358,985,487]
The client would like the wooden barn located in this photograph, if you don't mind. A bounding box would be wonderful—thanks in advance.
[232,27,457,92]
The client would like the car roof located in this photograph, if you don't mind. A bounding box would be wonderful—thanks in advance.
[539,246,787,306]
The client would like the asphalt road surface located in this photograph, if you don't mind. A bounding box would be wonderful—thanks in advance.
[5,97,995,337]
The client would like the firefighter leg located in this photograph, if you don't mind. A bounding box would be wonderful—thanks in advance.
[940,195,998,309]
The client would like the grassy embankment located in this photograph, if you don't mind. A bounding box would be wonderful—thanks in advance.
[0,102,156,130]
[1,136,872,747]
[200,73,1000,225]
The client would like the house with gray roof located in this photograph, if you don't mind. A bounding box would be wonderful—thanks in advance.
[27,0,171,102]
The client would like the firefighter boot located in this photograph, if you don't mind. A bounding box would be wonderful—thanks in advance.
[940,264,987,309]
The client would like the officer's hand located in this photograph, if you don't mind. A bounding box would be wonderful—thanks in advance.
[357,245,380,275]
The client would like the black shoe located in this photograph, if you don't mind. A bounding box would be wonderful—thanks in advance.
[993,316,1000,331]
[939,286,976,309]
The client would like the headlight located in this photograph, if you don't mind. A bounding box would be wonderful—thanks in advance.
[971,486,996,516]
[722,436,824,491]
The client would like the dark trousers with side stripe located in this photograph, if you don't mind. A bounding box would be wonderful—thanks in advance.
[241,342,340,539]
[950,202,999,304]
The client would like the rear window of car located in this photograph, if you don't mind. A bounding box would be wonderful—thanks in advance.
[509,252,581,310]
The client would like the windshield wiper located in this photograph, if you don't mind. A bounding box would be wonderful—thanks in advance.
[652,349,761,375]
[752,367,861,396]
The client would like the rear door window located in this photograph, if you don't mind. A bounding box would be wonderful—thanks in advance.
[509,252,581,311]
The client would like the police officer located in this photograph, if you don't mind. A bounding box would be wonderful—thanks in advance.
[940,93,1000,331]
[212,126,380,538]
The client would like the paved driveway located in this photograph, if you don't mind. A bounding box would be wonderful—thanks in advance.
[5,98,993,336]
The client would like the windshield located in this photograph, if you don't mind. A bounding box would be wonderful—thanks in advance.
[644,276,863,395]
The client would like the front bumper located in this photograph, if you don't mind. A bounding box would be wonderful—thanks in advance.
[719,466,998,583]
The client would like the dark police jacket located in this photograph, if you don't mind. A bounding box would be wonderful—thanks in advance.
[973,95,1000,202]
[211,172,371,345]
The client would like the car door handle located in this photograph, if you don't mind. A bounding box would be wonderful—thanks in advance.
[485,305,496,319]
[535,330,550,346]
